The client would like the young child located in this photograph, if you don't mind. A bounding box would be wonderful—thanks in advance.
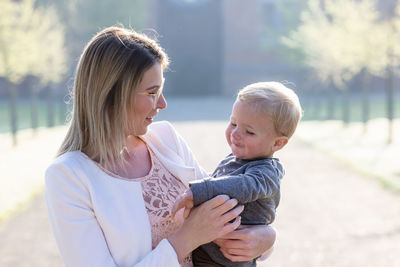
[173,81,302,267]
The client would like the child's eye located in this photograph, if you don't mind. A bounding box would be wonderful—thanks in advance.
[246,130,255,135]
[230,122,237,127]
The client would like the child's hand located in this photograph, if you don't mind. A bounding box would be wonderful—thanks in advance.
[172,189,194,219]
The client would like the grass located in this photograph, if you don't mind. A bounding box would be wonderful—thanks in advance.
[301,95,400,122]
[0,100,70,133]
[295,118,400,194]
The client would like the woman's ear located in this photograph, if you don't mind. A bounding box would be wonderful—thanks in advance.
[271,136,288,153]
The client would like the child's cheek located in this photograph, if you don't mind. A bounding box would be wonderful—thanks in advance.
[225,127,232,145]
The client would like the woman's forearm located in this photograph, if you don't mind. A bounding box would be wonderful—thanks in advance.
[214,224,276,262]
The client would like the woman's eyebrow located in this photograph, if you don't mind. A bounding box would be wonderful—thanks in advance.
[145,78,164,91]
[145,85,160,91]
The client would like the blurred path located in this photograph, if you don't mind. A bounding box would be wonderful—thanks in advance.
[0,194,62,266]
[263,138,400,267]
[0,121,399,266]
[0,126,67,220]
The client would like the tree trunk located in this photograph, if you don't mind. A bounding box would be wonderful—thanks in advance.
[30,83,39,133]
[47,85,55,127]
[310,90,323,120]
[314,92,322,119]
[326,86,335,120]
[59,92,67,124]
[361,70,370,134]
[342,88,350,126]
[8,81,18,146]
[386,66,394,144]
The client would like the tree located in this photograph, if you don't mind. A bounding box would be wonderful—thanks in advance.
[37,0,148,66]
[0,0,29,145]
[282,0,386,125]
[30,5,67,128]
[0,0,67,144]
[36,0,148,126]
[382,3,400,143]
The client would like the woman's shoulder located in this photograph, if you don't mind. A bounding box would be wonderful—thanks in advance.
[49,151,88,169]
[148,120,176,134]
[45,151,95,183]
[146,120,181,144]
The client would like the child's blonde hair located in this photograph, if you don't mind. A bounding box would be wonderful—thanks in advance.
[237,82,302,138]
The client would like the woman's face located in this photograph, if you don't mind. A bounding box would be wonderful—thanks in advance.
[131,63,166,136]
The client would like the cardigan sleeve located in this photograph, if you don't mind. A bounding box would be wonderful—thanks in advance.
[45,160,180,267]
[146,121,208,182]
[163,121,208,180]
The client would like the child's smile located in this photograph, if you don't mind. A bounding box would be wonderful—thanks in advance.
[225,101,283,160]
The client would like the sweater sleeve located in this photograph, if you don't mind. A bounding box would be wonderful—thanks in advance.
[45,161,180,267]
[190,163,282,206]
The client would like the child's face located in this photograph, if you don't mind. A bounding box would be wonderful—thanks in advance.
[225,100,282,159]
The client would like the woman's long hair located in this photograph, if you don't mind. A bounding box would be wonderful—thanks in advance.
[58,26,169,171]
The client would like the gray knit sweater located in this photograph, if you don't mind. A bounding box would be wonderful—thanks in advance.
[189,153,284,267]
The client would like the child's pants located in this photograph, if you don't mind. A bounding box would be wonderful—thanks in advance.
[192,246,222,267]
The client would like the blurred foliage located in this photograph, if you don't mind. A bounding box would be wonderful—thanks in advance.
[0,0,67,85]
[36,0,148,65]
[282,0,400,89]
[282,0,399,89]
[261,0,308,64]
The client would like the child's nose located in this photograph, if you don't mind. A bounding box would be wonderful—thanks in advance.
[232,129,240,140]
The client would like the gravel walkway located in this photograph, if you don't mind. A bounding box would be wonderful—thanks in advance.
[1,121,399,266]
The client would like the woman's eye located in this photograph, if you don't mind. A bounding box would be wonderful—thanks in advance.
[246,130,255,135]
[230,122,237,127]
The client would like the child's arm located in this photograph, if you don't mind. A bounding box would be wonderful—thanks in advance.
[190,162,283,206]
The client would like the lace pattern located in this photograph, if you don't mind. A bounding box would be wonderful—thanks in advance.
[141,147,193,267]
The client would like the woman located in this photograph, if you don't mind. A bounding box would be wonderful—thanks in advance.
[45,26,275,267]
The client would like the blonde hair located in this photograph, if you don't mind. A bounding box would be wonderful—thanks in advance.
[58,26,169,171]
[237,82,302,138]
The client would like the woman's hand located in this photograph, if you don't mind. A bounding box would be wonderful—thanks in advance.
[213,224,276,262]
[168,195,244,263]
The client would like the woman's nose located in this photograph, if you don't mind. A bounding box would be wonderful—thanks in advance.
[156,93,167,110]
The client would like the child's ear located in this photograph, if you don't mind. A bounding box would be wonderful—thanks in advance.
[271,136,288,152]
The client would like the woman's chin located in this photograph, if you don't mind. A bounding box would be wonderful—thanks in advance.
[132,126,148,136]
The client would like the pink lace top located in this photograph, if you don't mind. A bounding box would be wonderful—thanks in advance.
[134,146,193,267]
[95,144,193,266]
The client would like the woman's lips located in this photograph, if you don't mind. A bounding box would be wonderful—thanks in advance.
[145,112,158,123]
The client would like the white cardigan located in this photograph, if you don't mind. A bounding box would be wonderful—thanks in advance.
[45,121,208,267]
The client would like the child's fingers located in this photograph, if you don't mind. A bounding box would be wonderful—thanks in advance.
[183,207,191,219]
[181,199,194,218]
[171,199,185,217]
[173,189,194,218]
[185,200,194,209]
